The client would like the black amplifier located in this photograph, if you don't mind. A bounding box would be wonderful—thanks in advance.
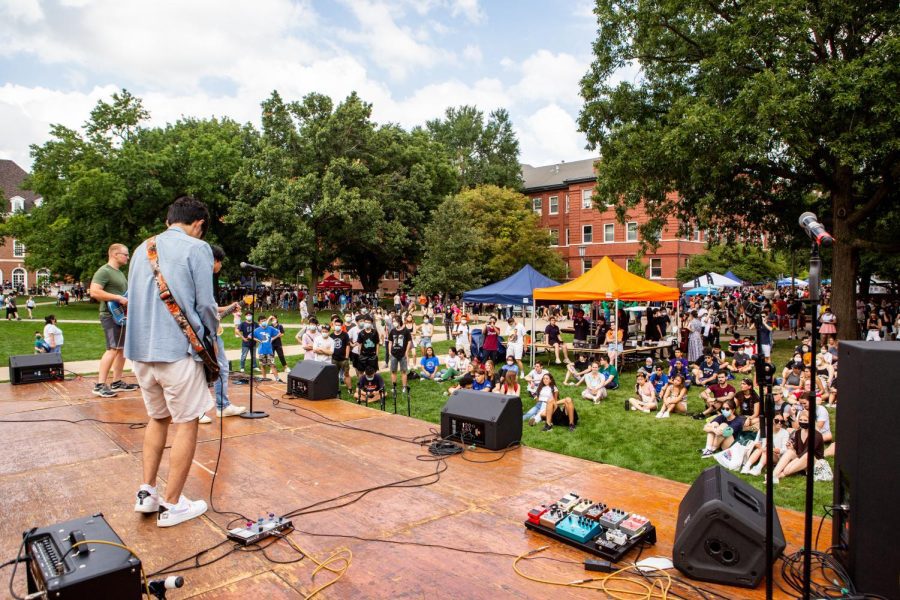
[9,353,65,385]
[25,513,143,599]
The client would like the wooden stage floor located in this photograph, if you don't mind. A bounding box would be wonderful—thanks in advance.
[0,376,826,599]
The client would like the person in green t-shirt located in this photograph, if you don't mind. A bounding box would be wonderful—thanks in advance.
[89,243,138,397]
[598,355,620,391]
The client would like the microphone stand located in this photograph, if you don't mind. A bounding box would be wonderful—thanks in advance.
[754,321,776,599]
[240,269,268,419]
[801,242,821,598]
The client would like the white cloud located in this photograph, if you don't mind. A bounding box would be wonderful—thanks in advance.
[512,50,586,108]
[516,103,593,167]
[450,0,485,24]
[462,44,482,64]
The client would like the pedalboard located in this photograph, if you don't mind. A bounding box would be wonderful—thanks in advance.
[227,514,293,546]
[524,493,656,562]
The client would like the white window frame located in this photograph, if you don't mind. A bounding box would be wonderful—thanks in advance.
[564,194,570,213]
[10,196,25,213]
[532,197,542,214]
[12,268,26,288]
[549,228,559,246]
[582,189,593,209]
[650,258,663,279]
[603,223,615,243]
[13,239,25,258]
[582,258,593,274]
[565,228,570,246]
[548,196,559,215]
[582,225,593,244]
[626,221,638,242]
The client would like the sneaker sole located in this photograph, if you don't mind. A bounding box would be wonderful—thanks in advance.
[92,389,118,397]
[135,502,160,513]
[157,503,208,527]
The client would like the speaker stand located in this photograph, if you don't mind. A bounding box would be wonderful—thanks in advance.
[239,269,268,420]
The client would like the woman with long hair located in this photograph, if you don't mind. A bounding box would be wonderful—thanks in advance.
[656,374,687,418]
[687,310,704,363]
[496,370,520,396]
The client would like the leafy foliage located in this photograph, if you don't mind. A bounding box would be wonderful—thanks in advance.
[676,245,784,283]
[579,0,900,338]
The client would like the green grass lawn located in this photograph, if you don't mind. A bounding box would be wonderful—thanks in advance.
[343,342,834,515]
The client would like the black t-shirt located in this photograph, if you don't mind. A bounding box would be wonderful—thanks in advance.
[271,323,285,347]
[331,331,350,361]
[545,324,562,344]
[572,316,590,341]
[737,391,760,416]
[389,327,412,357]
[733,352,750,367]
[357,329,380,356]
[700,361,720,380]
[238,321,255,346]
[357,373,385,393]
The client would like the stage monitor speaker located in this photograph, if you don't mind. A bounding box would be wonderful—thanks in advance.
[9,353,65,385]
[287,360,339,400]
[673,465,785,588]
[440,390,522,451]
[832,341,900,599]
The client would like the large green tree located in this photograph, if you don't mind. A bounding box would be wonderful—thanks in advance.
[424,105,522,191]
[676,244,784,283]
[414,185,567,293]
[579,0,899,339]
[4,91,250,281]
[230,91,456,292]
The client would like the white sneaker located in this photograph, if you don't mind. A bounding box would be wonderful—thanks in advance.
[217,405,247,417]
[655,411,665,419]
[740,464,752,474]
[157,496,208,528]
[750,466,762,476]
[134,486,159,513]
[198,414,212,424]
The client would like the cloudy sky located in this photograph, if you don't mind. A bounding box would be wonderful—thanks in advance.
[0,0,625,170]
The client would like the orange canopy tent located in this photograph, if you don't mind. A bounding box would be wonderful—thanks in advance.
[531,257,679,366]
[533,256,679,302]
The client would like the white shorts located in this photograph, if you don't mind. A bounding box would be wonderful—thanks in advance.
[506,343,524,360]
[133,356,214,423]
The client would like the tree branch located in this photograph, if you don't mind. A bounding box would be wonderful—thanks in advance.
[847,152,899,226]
[659,18,705,54]
[848,238,900,252]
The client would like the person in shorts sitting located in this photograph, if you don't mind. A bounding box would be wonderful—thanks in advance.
[694,371,735,420]
[524,361,546,397]
[563,352,591,386]
[628,372,658,413]
[356,366,385,405]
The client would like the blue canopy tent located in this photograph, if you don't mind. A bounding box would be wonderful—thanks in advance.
[723,271,743,284]
[777,277,808,287]
[462,264,559,305]
[684,286,720,296]
[463,265,559,363]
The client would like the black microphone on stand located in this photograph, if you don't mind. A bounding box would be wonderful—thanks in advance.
[239,261,267,272]
[798,212,834,247]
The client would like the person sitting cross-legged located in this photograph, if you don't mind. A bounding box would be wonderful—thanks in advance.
[524,361,546,397]
[700,399,746,458]
[648,364,669,399]
[627,372,658,413]
[581,361,607,404]
[692,354,720,387]
[355,366,386,405]
[598,355,619,392]
[419,346,441,381]
[694,371,736,420]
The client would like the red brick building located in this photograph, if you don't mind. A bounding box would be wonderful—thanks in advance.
[522,157,707,286]
[0,160,49,292]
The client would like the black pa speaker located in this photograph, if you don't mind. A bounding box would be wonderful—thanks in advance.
[832,341,900,599]
[287,360,339,400]
[9,353,65,385]
[440,390,522,450]
[673,465,785,588]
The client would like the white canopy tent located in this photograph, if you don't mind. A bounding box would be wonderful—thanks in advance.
[682,272,743,289]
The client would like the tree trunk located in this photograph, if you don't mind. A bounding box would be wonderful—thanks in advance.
[830,190,859,340]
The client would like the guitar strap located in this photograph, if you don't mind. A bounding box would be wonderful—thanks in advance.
[145,236,220,380]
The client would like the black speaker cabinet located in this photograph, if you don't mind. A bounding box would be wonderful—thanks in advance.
[287,360,339,400]
[440,390,522,450]
[9,353,65,385]
[673,465,785,588]
[832,341,900,599]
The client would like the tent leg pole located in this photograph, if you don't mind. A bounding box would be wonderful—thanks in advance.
[531,299,536,368]
[614,299,619,370]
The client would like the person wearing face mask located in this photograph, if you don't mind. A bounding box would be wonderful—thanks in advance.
[355,365,385,406]
[454,315,471,353]
[312,323,334,363]
[268,313,286,369]
[770,409,825,484]
[237,312,257,373]
[297,317,318,361]
[388,317,413,394]
[357,316,380,373]
[741,414,789,476]
[701,399,745,458]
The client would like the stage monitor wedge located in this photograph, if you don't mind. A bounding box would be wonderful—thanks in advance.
[833,341,900,600]
[440,389,522,450]
[287,360,339,400]
[9,353,65,385]
[673,465,785,588]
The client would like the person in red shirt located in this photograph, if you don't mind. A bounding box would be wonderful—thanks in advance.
[694,371,736,419]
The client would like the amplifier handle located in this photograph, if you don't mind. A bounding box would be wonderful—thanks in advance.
[730,482,761,514]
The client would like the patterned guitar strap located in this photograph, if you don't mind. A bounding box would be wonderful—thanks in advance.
[145,236,220,378]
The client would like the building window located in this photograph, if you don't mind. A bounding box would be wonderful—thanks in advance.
[36,269,51,286]
[626,222,638,242]
[565,228,570,246]
[10,196,25,213]
[549,196,559,215]
[603,223,615,243]
[532,197,542,214]
[582,225,593,243]
[582,189,593,209]
[12,268,26,289]
[13,239,25,257]
[650,258,662,279]
[549,229,559,246]
[582,258,593,274]
[564,194,570,213]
